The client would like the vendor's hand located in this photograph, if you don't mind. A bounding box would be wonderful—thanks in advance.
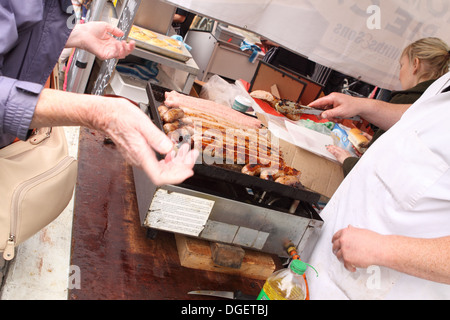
[98,98,199,186]
[309,93,363,122]
[67,21,135,60]
[326,145,353,164]
[332,226,383,272]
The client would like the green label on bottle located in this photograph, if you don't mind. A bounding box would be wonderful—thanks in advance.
[257,289,270,300]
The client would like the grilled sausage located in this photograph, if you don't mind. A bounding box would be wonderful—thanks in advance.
[282,166,302,177]
[163,121,180,134]
[167,127,193,145]
[275,175,303,188]
[167,126,195,144]
[180,117,194,126]
[284,113,302,121]
[241,164,264,176]
[162,108,185,123]
[164,91,262,129]
[260,168,285,181]
[158,105,169,117]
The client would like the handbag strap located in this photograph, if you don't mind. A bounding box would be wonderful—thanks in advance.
[29,128,52,145]
[0,127,53,158]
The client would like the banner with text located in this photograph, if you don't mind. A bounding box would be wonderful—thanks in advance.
[166,0,450,90]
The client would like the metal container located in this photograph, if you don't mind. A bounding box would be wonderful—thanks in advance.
[132,85,323,258]
[214,24,246,46]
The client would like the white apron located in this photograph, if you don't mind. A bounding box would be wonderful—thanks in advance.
[305,73,450,300]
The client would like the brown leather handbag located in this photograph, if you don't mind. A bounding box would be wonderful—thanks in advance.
[0,127,77,260]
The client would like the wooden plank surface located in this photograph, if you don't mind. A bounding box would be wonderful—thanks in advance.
[69,128,276,300]
[176,235,276,280]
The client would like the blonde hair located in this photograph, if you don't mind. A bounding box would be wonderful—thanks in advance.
[402,37,450,81]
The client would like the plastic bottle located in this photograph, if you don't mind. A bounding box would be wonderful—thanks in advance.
[257,260,316,300]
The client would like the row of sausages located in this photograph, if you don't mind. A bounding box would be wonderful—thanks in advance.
[158,91,303,188]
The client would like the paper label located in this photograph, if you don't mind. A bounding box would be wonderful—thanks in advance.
[145,189,214,236]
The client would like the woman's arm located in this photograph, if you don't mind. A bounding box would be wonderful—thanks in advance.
[32,89,198,186]
[309,93,411,131]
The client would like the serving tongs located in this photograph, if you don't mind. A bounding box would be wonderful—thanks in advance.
[275,100,361,121]
[297,106,360,121]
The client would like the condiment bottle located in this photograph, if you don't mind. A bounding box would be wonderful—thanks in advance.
[257,260,317,300]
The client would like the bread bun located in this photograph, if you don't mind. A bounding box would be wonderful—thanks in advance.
[348,128,369,153]
[250,90,278,107]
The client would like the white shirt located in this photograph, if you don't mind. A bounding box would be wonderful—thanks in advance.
[305,72,450,300]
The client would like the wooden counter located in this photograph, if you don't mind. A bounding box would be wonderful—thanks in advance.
[68,128,273,300]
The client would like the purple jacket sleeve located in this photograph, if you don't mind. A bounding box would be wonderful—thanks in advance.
[0,0,71,148]
[0,1,45,147]
[0,76,43,142]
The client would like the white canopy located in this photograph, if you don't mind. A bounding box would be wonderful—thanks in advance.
[165,0,450,90]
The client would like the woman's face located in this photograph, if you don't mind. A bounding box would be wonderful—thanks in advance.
[399,54,417,90]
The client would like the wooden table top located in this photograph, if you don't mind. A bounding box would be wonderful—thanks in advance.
[68,128,268,300]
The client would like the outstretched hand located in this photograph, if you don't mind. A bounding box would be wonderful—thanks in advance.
[98,97,199,186]
[67,21,135,60]
[33,89,198,186]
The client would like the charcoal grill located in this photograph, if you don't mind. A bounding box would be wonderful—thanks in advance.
[132,84,323,258]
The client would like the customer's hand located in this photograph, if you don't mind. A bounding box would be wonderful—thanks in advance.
[327,145,353,164]
[66,21,135,60]
[326,145,353,164]
[95,97,199,185]
[33,89,198,186]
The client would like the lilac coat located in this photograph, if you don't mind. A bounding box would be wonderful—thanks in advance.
[0,0,72,148]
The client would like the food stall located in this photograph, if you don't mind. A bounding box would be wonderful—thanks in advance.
[61,0,328,302]
[69,0,446,297]
[43,0,450,301]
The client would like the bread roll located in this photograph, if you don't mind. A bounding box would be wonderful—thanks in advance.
[250,90,278,107]
[348,128,369,153]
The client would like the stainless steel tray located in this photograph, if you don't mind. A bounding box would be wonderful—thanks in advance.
[128,26,192,62]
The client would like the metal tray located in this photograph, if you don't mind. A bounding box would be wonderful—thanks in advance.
[129,26,192,62]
